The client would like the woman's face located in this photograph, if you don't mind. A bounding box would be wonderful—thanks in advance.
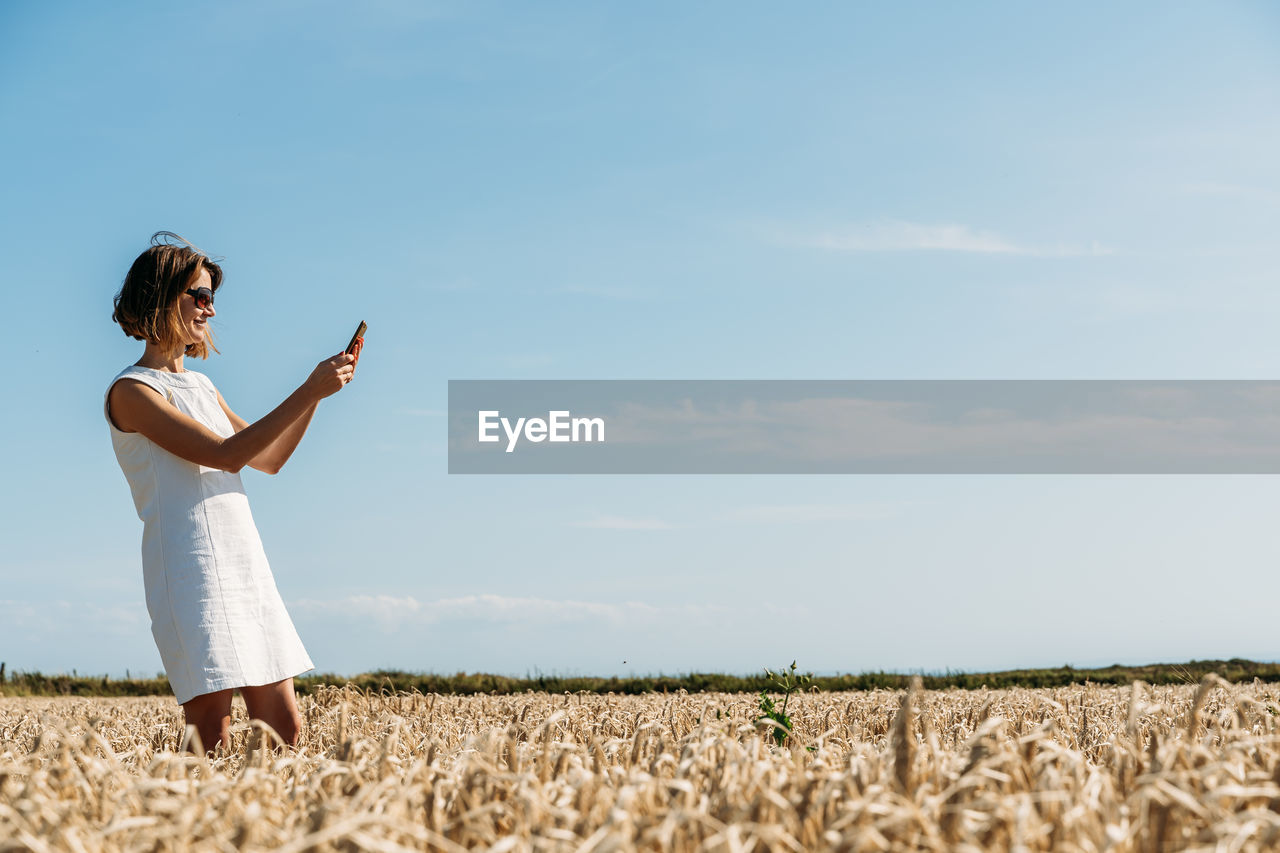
[178,267,216,346]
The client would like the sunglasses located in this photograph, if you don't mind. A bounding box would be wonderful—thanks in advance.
[185,286,215,310]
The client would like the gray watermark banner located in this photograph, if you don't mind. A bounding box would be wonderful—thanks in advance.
[447,380,1280,474]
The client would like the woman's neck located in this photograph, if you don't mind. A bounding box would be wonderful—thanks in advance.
[136,342,187,373]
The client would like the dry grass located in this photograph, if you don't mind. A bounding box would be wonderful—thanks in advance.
[5,677,1280,850]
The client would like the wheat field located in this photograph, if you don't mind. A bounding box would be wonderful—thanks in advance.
[4,677,1280,850]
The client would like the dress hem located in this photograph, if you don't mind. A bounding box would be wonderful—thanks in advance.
[171,662,316,705]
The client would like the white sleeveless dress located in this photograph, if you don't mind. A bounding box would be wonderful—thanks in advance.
[105,365,314,704]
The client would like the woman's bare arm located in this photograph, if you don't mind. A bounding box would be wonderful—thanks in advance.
[217,391,318,475]
[109,353,354,473]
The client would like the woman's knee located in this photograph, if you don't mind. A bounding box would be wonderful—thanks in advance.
[251,710,301,746]
[240,680,302,745]
[274,713,302,745]
[269,701,303,745]
[180,690,233,753]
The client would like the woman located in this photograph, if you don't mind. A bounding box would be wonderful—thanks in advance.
[105,232,357,753]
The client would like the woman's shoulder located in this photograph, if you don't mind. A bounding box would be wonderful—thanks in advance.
[105,366,172,431]
[106,366,220,405]
[107,364,215,386]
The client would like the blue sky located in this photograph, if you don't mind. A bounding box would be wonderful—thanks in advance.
[3,2,1280,679]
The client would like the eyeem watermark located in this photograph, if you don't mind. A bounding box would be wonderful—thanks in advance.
[449,379,1280,474]
[478,410,606,453]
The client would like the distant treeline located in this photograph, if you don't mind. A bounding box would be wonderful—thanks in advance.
[3,658,1280,698]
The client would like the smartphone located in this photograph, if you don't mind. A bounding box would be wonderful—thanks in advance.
[345,320,367,355]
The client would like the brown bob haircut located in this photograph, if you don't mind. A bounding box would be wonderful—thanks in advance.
[112,232,222,359]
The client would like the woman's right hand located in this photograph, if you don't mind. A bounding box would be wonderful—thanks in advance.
[304,353,356,400]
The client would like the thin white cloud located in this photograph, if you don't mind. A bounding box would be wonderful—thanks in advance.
[422,279,476,292]
[0,600,144,636]
[720,503,898,524]
[502,353,555,370]
[1182,182,1280,205]
[290,593,727,627]
[780,221,1113,257]
[554,283,647,300]
[1009,275,1280,321]
[569,516,675,530]
[568,504,908,528]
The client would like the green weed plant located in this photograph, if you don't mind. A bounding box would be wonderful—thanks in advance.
[756,661,811,747]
